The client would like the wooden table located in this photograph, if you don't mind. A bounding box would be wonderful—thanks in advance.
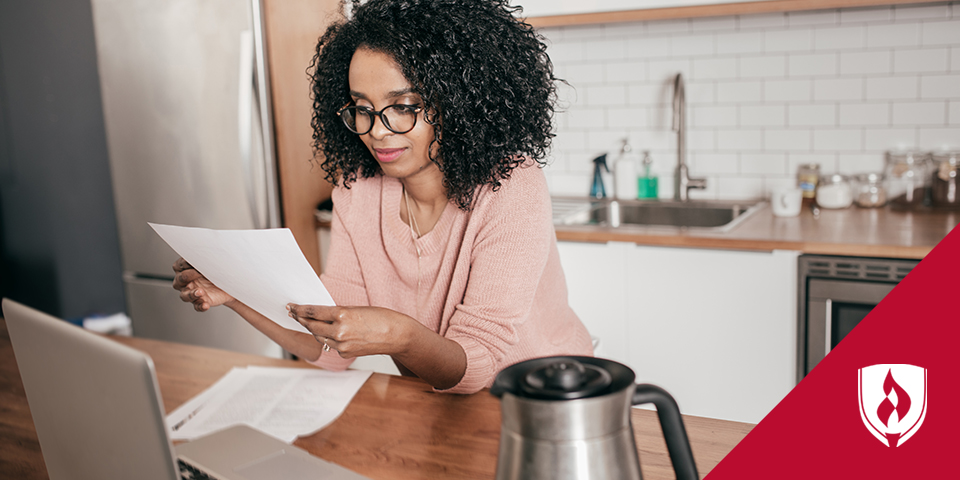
[0,318,753,479]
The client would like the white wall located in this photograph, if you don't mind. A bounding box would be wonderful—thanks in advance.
[539,2,960,200]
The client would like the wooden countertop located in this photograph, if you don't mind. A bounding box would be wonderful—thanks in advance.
[1,318,753,479]
[555,202,960,259]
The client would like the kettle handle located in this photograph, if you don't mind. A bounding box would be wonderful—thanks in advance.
[632,384,699,480]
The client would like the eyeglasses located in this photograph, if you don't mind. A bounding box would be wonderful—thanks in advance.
[337,104,423,135]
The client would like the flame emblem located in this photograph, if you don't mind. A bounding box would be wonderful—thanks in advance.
[858,364,927,447]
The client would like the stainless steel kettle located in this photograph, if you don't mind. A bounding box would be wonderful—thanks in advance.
[490,356,698,480]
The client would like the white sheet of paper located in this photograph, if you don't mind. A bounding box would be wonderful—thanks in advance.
[166,366,372,442]
[150,223,336,334]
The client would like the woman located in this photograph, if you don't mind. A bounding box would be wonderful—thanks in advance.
[173,0,593,394]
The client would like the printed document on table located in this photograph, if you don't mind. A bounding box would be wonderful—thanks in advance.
[150,223,336,333]
[167,366,372,443]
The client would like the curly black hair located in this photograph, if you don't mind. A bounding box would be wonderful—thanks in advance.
[309,0,559,210]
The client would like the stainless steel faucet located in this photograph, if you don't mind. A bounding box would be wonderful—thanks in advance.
[672,73,706,201]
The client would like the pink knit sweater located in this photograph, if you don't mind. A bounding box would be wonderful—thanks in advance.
[310,161,594,393]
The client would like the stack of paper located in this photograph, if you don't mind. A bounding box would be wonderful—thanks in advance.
[167,366,372,443]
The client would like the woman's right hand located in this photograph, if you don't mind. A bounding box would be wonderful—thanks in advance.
[172,257,236,312]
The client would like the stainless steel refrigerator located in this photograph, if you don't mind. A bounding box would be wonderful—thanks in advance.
[91,0,284,357]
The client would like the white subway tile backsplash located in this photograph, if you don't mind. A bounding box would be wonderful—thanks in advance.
[717,81,764,103]
[693,57,739,80]
[840,51,892,75]
[603,21,645,38]
[865,76,919,100]
[921,74,960,99]
[741,153,788,174]
[813,26,865,51]
[626,36,672,59]
[765,29,814,53]
[892,102,947,125]
[691,105,738,127]
[691,152,738,174]
[647,59,691,84]
[764,79,813,102]
[671,34,716,57]
[627,83,666,105]
[893,4,951,21]
[687,129,717,151]
[893,48,949,73]
[716,31,764,54]
[542,4,960,200]
[838,153,886,174]
[866,23,921,49]
[717,129,763,150]
[789,104,837,126]
[738,12,787,30]
[864,128,918,150]
[839,103,890,126]
[787,10,839,26]
[919,127,960,149]
[922,20,960,46]
[566,107,606,129]
[840,7,892,24]
[584,39,628,62]
[604,60,647,83]
[548,172,593,196]
[741,105,786,127]
[685,81,717,105]
[646,18,691,35]
[789,53,839,77]
[563,63,605,85]
[544,41,583,63]
[552,130,587,153]
[740,55,786,79]
[586,85,628,106]
[815,78,864,101]
[788,153,839,175]
[814,129,863,151]
[557,24,605,41]
[608,107,649,129]
[717,177,764,200]
[765,129,813,151]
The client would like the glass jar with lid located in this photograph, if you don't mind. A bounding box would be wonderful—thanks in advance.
[816,174,854,209]
[884,151,932,208]
[853,173,887,208]
[931,151,960,208]
[797,163,820,200]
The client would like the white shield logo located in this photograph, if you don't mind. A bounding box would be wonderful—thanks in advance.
[858,364,927,447]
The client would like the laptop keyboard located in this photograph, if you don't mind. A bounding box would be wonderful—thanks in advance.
[178,458,221,480]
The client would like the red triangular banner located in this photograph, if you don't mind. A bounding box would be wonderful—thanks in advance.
[707,225,959,478]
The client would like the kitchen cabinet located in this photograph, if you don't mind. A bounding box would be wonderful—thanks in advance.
[558,241,799,424]
[520,0,936,27]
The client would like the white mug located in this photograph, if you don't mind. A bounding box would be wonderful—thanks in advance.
[771,187,803,217]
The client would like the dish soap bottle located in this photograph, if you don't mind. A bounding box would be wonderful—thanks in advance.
[637,151,658,199]
[613,138,637,200]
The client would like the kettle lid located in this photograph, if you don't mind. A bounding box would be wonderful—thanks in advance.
[491,356,632,400]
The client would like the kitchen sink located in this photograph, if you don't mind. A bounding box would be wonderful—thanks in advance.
[552,197,765,232]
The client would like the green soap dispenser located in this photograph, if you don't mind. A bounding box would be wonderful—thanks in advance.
[637,151,658,199]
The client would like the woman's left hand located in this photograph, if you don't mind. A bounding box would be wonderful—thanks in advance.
[286,304,412,358]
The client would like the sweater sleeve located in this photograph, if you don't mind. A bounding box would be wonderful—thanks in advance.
[309,186,368,371]
[437,165,554,393]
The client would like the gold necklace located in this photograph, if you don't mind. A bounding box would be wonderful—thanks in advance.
[403,187,422,319]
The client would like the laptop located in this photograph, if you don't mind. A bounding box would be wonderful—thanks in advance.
[2,298,370,480]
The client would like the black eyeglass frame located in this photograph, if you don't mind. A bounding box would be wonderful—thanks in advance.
[337,104,424,135]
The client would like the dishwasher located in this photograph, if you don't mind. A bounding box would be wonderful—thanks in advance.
[797,254,920,382]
